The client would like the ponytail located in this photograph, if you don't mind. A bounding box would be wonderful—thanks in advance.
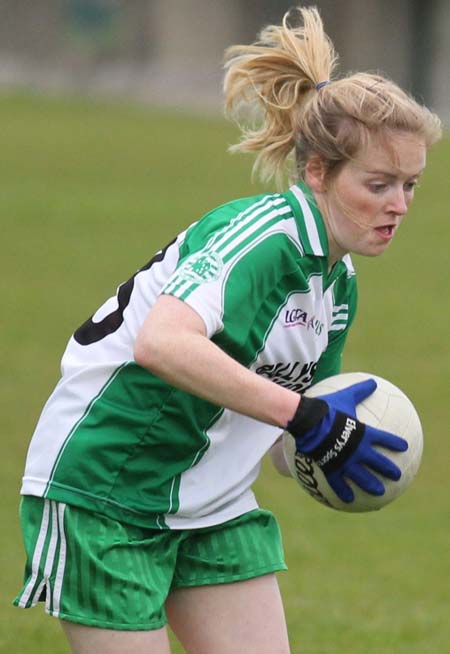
[223,6,441,188]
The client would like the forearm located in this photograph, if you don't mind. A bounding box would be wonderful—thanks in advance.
[134,296,299,427]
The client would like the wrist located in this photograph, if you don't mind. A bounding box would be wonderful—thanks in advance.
[286,395,329,438]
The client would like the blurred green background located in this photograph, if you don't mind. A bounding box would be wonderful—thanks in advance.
[1,92,449,654]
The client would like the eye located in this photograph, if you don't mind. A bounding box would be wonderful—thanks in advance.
[368,182,387,194]
[404,181,418,193]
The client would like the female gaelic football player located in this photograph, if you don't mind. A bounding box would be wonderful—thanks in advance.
[14,7,441,654]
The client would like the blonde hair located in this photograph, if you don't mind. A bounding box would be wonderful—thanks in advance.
[223,6,442,188]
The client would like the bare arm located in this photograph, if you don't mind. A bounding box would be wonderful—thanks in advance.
[134,294,300,428]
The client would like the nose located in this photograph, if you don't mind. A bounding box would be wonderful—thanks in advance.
[387,187,409,216]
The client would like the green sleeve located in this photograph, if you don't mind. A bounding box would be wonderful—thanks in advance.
[312,272,358,384]
[313,328,349,382]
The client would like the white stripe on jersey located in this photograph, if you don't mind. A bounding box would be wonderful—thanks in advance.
[218,205,292,259]
[331,304,349,329]
[203,195,276,249]
[220,228,304,299]
[163,196,293,296]
[163,276,194,299]
[290,186,325,255]
[168,477,177,516]
[342,254,356,276]
[205,196,287,253]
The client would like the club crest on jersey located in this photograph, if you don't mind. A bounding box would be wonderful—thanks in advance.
[178,250,223,283]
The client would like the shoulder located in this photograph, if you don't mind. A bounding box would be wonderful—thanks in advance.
[194,192,293,232]
[182,191,301,261]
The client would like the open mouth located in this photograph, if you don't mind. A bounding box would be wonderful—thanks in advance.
[374,224,396,240]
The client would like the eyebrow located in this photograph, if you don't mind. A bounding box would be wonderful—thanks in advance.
[364,168,425,178]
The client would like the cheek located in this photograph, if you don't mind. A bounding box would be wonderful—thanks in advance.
[343,189,381,225]
[348,189,378,215]
[333,178,376,217]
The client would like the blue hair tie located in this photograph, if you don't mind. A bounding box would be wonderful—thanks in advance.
[315,80,330,91]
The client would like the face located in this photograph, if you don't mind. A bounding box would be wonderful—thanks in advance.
[307,132,427,265]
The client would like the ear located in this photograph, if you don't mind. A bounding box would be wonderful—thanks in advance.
[304,156,327,193]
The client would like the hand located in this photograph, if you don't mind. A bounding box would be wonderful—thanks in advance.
[286,379,408,503]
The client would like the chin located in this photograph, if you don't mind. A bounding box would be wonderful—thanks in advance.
[367,235,395,256]
[369,244,392,257]
[355,243,392,258]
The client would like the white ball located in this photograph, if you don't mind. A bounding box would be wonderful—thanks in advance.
[282,372,423,512]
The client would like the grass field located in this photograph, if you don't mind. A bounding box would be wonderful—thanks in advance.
[1,92,449,654]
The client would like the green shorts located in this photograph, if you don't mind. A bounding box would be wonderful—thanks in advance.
[13,496,287,631]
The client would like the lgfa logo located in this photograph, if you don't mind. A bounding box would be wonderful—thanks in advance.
[284,307,324,335]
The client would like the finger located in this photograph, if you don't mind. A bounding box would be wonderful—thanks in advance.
[350,378,377,405]
[367,426,408,452]
[327,473,355,503]
[360,448,402,481]
[346,463,385,496]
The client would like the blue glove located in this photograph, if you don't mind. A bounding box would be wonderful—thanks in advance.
[286,379,408,503]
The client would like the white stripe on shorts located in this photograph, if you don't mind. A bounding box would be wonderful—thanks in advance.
[52,502,67,617]
[17,499,51,607]
[37,500,59,609]
[17,499,68,613]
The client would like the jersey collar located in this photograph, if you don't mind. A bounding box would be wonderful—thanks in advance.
[286,182,329,257]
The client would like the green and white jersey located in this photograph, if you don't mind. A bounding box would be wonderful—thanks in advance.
[21,183,357,530]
